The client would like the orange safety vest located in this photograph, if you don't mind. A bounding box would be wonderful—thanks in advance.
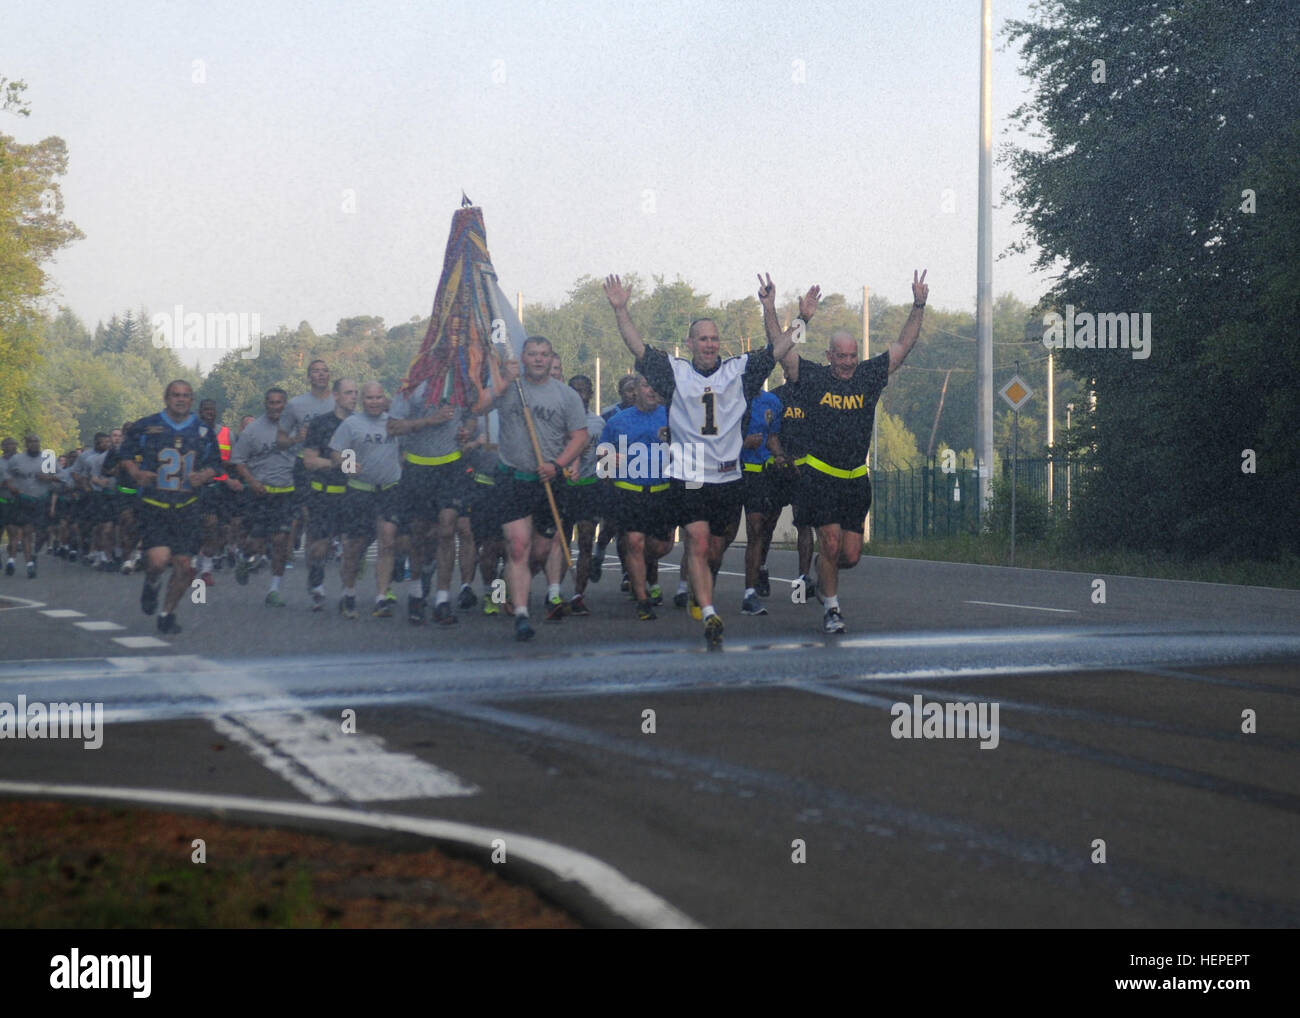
[213,425,232,481]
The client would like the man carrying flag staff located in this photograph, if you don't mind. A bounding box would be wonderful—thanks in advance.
[485,336,589,642]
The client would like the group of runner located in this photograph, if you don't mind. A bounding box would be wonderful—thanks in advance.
[2,270,928,646]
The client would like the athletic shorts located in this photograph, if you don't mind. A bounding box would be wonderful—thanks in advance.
[671,478,744,537]
[341,485,402,540]
[495,471,558,539]
[7,495,44,529]
[78,494,113,527]
[292,459,311,510]
[140,499,202,557]
[200,480,237,519]
[466,480,503,543]
[558,480,601,532]
[796,467,873,533]
[607,485,675,543]
[306,490,347,541]
[399,457,474,522]
[112,489,141,520]
[243,490,297,538]
[742,466,782,518]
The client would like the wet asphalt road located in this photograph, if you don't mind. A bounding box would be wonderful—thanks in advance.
[2,547,1298,927]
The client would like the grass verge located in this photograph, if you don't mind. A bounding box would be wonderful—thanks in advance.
[0,800,580,929]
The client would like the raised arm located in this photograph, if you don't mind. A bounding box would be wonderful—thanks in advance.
[888,270,928,374]
[603,275,646,360]
[759,274,819,379]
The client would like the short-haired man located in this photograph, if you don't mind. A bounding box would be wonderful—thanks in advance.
[599,374,676,620]
[301,378,357,610]
[329,382,403,619]
[781,270,929,633]
[278,359,335,552]
[231,387,298,606]
[388,373,477,626]
[3,434,58,578]
[604,272,817,647]
[590,373,641,584]
[544,374,607,617]
[122,380,221,634]
[196,398,241,586]
[485,336,589,641]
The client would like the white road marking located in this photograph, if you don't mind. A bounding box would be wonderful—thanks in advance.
[74,620,126,631]
[964,600,1078,614]
[112,636,171,649]
[40,609,85,618]
[172,657,478,803]
[211,711,477,803]
[0,595,45,612]
[0,781,701,929]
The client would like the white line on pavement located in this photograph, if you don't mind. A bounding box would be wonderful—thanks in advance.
[964,600,1078,614]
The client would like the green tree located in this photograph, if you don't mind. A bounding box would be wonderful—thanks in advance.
[1004,0,1300,557]
[0,79,84,437]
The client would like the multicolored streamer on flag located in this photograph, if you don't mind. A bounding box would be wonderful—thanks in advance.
[401,205,519,411]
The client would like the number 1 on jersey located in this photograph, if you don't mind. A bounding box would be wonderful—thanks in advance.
[701,391,718,436]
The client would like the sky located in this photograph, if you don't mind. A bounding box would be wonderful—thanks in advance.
[4,0,1050,369]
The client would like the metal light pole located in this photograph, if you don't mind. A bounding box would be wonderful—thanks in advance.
[976,0,995,516]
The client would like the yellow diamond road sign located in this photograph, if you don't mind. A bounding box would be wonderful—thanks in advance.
[1000,375,1033,411]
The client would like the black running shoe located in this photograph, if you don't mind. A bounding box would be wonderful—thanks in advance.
[514,615,535,641]
[157,612,182,635]
[408,595,427,625]
[456,584,477,610]
[432,601,458,626]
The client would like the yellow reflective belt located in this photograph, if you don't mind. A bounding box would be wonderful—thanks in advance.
[404,450,462,466]
[142,496,198,509]
[263,484,295,494]
[803,454,868,479]
[310,481,346,494]
[613,481,670,493]
[347,480,399,492]
[743,462,765,473]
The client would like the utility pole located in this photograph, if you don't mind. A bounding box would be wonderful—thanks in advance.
[976,0,995,515]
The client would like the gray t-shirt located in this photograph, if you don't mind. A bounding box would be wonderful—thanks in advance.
[280,392,337,455]
[575,410,607,480]
[390,381,464,460]
[231,415,297,486]
[73,448,109,493]
[329,411,402,487]
[496,378,588,472]
[6,452,50,498]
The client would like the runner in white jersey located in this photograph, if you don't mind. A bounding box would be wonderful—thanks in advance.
[603,272,819,647]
